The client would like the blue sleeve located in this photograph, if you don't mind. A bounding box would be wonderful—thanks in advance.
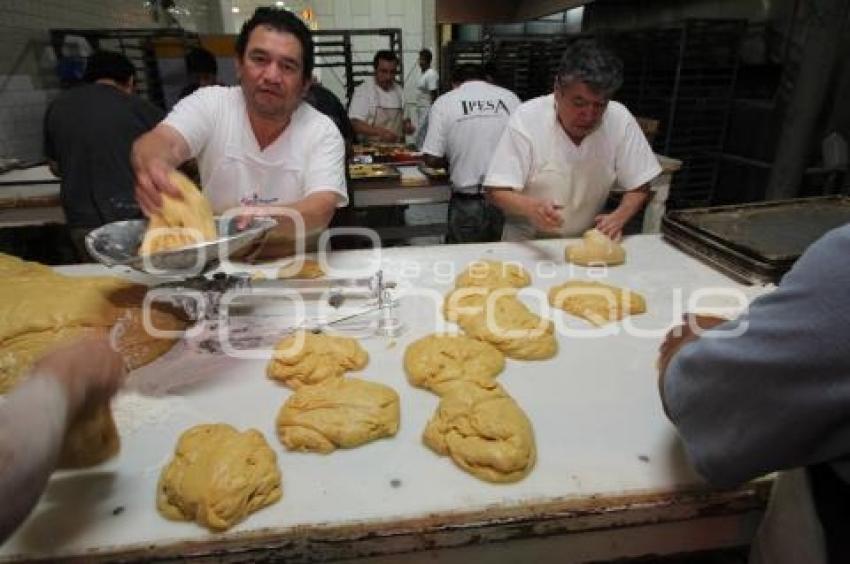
[663,225,850,487]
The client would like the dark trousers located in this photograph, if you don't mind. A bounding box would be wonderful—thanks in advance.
[810,463,850,563]
[447,193,504,244]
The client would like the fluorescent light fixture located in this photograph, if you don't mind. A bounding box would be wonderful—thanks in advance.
[231,5,240,13]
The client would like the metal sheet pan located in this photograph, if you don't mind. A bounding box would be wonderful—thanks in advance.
[662,196,850,284]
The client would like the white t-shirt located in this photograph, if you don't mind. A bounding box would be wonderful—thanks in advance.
[484,94,661,193]
[422,80,521,191]
[163,86,347,214]
[416,68,439,108]
[348,77,404,124]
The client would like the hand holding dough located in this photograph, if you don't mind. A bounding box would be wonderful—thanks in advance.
[266,331,369,389]
[423,379,536,483]
[276,377,400,453]
[139,171,216,255]
[157,424,282,531]
[404,334,505,395]
[566,229,626,266]
[548,280,646,325]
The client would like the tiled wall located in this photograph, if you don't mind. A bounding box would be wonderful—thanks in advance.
[0,0,215,162]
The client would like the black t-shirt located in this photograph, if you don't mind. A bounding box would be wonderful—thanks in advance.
[305,83,354,144]
[44,83,164,228]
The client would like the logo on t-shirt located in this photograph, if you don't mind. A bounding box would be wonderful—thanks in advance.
[241,193,279,206]
[460,99,511,116]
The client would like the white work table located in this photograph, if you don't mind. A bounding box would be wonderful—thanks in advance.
[0,235,771,563]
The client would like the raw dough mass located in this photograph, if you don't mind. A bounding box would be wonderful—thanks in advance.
[455,260,531,289]
[0,255,185,394]
[266,331,369,389]
[276,377,400,453]
[404,334,505,395]
[138,170,216,255]
[548,280,647,325]
[443,287,557,360]
[423,379,536,483]
[58,402,120,468]
[566,229,626,266]
[157,423,282,531]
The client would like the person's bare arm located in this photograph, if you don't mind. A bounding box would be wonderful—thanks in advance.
[131,123,192,214]
[235,192,340,259]
[0,337,124,543]
[350,118,400,142]
[486,187,563,233]
[595,185,650,241]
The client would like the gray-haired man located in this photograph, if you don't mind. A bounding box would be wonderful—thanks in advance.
[484,40,661,241]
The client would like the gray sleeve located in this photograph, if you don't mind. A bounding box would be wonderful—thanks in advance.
[0,375,69,543]
[663,225,850,487]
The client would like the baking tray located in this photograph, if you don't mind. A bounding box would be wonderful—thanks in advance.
[418,163,448,179]
[348,163,401,180]
[662,196,850,284]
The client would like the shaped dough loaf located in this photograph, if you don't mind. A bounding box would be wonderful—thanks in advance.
[423,379,536,483]
[548,280,646,325]
[266,331,369,389]
[566,229,626,266]
[443,287,557,360]
[276,377,400,453]
[455,260,531,289]
[139,170,216,256]
[404,334,505,395]
[157,424,282,531]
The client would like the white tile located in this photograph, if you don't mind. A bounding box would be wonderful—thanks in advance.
[369,0,387,24]
[350,0,370,16]
[314,0,333,17]
[386,0,405,16]
[332,0,352,27]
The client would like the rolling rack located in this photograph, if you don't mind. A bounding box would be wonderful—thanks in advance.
[49,28,201,109]
[610,19,747,209]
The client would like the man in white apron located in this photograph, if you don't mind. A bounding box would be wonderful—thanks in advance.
[484,40,661,242]
[349,50,413,143]
[131,8,348,259]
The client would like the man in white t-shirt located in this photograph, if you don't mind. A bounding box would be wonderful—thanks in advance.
[132,8,347,258]
[414,48,439,149]
[348,50,413,143]
[422,64,520,243]
[484,40,661,241]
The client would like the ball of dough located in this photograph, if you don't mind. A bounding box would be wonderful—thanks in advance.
[157,424,282,531]
[548,280,647,326]
[455,260,531,289]
[266,331,369,389]
[423,379,536,483]
[139,171,217,256]
[443,287,557,360]
[566,229,626,266]
[276,377,400,453]
[404,334,505,395]
[58,402,120,469]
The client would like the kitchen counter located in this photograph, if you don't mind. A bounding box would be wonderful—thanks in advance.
[0,235,771,563]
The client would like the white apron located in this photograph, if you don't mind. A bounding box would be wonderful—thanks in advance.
[369,83,404,141]
[501,124,616,242]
